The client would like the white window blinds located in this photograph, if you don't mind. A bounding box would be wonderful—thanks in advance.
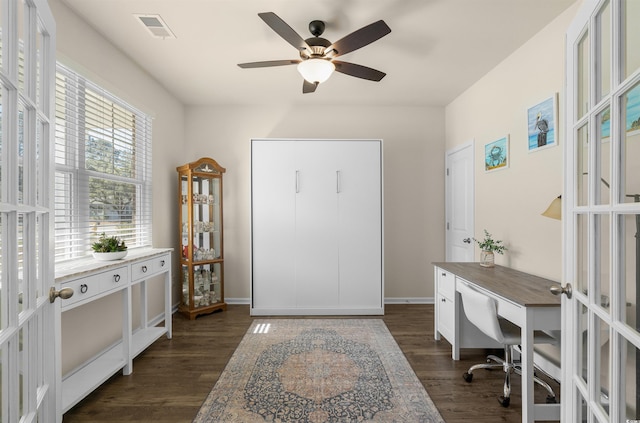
[54,63,153,262]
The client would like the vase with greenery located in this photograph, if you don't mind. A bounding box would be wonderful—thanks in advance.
[91,232,128,260]
[473,229,506,267]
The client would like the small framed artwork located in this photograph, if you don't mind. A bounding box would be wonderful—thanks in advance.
[527,95,557,152]
[484,135,509,172]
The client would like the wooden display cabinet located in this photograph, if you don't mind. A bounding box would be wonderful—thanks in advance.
[177,157,226,319]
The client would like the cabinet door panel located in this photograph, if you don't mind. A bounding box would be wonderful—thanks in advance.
[337,141,382,308]
[294,141,340,307]
[251,141,297,308]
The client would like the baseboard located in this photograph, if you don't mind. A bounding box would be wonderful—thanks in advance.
[384,297,434,304]
[218,298,435,306]
[226,297,251,305]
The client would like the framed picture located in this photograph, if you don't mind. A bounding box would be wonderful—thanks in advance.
[527,95,557,152]
[484,135,509,172]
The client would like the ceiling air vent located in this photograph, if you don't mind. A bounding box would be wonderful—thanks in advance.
[134,14,176,39]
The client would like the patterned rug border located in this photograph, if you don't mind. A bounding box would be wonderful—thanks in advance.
[193,319,444,423]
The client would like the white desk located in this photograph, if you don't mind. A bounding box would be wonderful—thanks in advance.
[433,262,561,423]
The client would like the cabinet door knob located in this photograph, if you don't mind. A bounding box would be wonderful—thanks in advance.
[142,265,148,273]
[463,238,471,244]
[441,298,446,302]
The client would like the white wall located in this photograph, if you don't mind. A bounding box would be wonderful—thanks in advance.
[184,105,446,300]
[50,0,185,373]
[445,3,580,281]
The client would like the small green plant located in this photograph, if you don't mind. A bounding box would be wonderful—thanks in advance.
[473,229,507,254]
[91,233,127,253]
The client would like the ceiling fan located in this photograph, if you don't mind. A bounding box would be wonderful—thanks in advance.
[238,12,391,94]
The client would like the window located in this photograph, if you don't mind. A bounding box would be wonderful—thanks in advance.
[54,63,152,262]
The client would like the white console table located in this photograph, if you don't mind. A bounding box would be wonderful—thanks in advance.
[56,248,173,413]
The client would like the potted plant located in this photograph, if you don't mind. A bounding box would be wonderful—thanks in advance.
[91,232,128,261]
[473,229,507,267]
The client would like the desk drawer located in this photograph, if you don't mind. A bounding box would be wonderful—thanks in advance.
[437,294,455,342]
[436,268,455,300]
[131,254,170,281]
[61,266,128,309]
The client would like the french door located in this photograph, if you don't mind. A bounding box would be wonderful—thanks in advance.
[564,0,640,421]
[0,0,58,421]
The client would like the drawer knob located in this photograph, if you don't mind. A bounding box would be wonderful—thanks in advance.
[142,265,148,273]
[114,274,121,283]
[160,260,165,267]
[80,284,88,294]
[441,298,446,302]
[442,273,446,277]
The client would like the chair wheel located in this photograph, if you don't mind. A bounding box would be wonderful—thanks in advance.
[498,395,510,407]
[546,395,557,404]
[462,372,473,382]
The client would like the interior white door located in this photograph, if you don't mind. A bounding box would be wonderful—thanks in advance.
[563,0,640,421]
[445,142,474,262]
[0,0,59,421]
[250,140,297,309]
[337,140,382,309]
[294,141,339,307]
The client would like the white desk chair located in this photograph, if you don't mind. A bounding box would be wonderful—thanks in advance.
[458,281,558,407]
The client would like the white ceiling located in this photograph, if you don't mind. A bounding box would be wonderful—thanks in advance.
[60,0,577,107]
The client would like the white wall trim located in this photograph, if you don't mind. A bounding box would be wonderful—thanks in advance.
[384,297,434,304]
[221,297,435,305]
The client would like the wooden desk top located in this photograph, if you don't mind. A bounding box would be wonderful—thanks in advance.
[433,262,561,308]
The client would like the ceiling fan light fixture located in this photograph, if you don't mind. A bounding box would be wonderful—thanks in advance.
[297,58,335,84]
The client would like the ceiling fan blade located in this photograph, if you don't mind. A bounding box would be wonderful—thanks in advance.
[326,20,391,57]
[258,12,311,54]
[238,59,300,69]
[333,61,386,81]
[303,80,318,94]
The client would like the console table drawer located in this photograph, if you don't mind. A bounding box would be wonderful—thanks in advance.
[131,254,170,281]
[61,266,128,309]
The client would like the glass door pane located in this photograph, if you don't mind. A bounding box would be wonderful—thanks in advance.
[597,106,611,205]
[597,0,611,102]
[577,124,590,206]
[623,0,640,80]
[578,30,590,119]
[622,83,640,204]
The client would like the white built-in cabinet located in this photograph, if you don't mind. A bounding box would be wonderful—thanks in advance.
[251,139,383,315]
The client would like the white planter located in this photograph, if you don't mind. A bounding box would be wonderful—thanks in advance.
[92,251,128,261]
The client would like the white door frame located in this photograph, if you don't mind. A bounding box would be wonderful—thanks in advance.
[445,140,475,262]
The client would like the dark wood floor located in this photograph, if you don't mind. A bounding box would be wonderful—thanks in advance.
[62,304,559,422]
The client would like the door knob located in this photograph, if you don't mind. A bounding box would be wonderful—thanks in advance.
[550,283,572,299]
[463,238,471,244]
[49,287,74,303]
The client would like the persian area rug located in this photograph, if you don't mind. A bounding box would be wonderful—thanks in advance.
[193,319,444,423]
